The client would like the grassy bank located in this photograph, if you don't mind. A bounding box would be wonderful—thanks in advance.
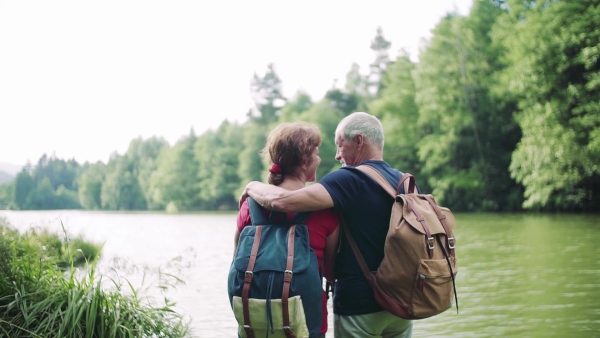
[0,217,191,338]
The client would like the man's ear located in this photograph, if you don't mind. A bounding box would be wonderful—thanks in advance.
[355,133,364,147]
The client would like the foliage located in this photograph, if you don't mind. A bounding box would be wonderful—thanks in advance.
[370,50,426,189]
[494,0,600,210]
[195,121,243,210]
[0,182,13,208]
[149,132,200,211]
[77,162,106,210]
[124,136,170,210]
[1,3,598,212]
[0,218,190,338]
[279,91,314,122]
[295,100,346,179]
[249,63,286,125]
[344,62,370,112]
[10,157,82,210]
[366,26,392,97]
[414,1,522,211]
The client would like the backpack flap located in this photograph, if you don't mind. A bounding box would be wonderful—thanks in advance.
[233,225,312,273]
[397,194,456,236]
[233,199,313,274]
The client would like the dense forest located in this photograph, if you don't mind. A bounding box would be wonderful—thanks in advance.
[1,0,598,212]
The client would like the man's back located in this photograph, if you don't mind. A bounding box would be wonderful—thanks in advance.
[319,160,403,316]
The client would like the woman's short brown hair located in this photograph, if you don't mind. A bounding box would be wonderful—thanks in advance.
[261,122,322,185]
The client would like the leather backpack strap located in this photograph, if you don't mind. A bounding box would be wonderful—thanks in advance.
[357,165,396,197]
[359,166,437,258]
[242,225,263,338]
[340,217,373,287]
[282,225,296,338]
[357,165,415,196]
[399,173,415,194]
[423,195,456,257]
[344,165,414,286]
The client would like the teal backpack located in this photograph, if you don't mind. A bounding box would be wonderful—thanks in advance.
[228,197,322,338]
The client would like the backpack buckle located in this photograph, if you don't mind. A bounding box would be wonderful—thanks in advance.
[283,326,294,336]
[427,237,435,250]
[447,237,456,249]
[244,325,254,337]
[244,271,253,282]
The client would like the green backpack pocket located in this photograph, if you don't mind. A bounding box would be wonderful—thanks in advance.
[232,295,309,338]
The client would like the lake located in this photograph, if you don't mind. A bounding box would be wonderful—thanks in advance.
[1,210,599,337]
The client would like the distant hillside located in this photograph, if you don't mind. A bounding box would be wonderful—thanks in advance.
[0,170,13,184]
[0,162,23,176]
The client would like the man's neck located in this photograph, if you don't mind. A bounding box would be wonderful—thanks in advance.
[357,147,383,163]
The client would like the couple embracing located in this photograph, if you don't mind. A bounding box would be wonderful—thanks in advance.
[231,112,413,338]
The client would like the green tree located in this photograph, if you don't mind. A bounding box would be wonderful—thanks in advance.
[237,64,288,190]
[279,91,313,122]
[237,122,268,190]
[495,0,600,210]
[195,121,243,210]
[78,162,107,210]
[9,156,83,210]
[370,50,426,187]
[0,180,13,208]
[344,62,370,112]
[367,26,392,97]
[414,1,520,211]
[124,136,169,210]
[325,89,359,116]
[415,13,481,208]
[295,99,346,178]
[100,163,147,210]
[13,167,34,209]
[149,132,200,211]
[32,154,79,191]
[26,177,56,209]
[249,63,286,125]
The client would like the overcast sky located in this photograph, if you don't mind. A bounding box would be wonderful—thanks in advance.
[0,0,472,166]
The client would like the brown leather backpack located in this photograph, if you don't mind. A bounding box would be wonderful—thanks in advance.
[341,165,458,320]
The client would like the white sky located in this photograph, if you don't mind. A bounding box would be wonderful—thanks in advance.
[0,0,472,166]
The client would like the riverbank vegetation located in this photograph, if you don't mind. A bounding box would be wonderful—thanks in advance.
[0,0,597,212]
[0,217,190,337]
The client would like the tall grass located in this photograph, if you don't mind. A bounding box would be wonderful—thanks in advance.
[0,217,191,337]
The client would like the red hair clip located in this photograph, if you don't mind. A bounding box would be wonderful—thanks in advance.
[269,164,282,174]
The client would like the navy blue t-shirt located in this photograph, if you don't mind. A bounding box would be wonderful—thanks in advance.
[319,160,409,316]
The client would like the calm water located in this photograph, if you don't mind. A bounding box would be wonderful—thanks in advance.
[1,210,599,338]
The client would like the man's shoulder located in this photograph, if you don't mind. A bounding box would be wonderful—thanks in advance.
[319,161,397,184]
[359,160,398,171]
[319,166,360,183]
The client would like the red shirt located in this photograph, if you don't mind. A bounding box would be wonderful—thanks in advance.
[237,200,339,333]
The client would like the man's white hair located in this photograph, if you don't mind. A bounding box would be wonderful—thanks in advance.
[336,112,384,150]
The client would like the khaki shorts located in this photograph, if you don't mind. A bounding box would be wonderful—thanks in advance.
[334,311,412,338]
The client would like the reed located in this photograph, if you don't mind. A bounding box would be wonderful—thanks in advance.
[0,217,191,338]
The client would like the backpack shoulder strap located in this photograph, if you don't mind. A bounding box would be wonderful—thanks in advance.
[247,196,311,225]
[357,164,415,195]
[344,165,416,287]
[247,197,269,225]
[340,216,373,287]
